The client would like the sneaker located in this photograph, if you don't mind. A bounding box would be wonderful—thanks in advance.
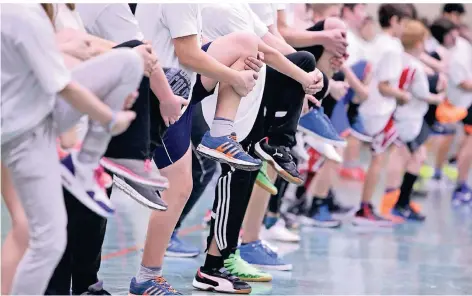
[165,230,200,258]
[224,250,273,282]
[326,192,355,220]
[352,203,394,227]
[260,219,300,243]
[280,212,300,230]
[291,132,310,162]
[129,276,181,295]
[298,107,346,147]
[196,132,262,171]
[113,175,168,211]
[255,162,278,195]
[391,205,426,222]
[339,166,365,181]
[452,184,472,206]
[80,281,111,295]
[100,158,169,191]
[302,204,342,228]
[61,154,115,218]
[304,136,343,163]
[255,139,303,185]
[239,240,292,271]
[443,164,458,182]
[193,267,252,294]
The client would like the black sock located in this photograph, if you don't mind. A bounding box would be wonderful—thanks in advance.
[395,172,418,208]
[309,196,326,216]
[203,254,224,270]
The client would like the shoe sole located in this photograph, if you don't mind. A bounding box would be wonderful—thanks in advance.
[61,164,113,218]
[351,217,394,228]
[251,263,293,271]
[100,158,169,190]
[113,176,168,211]
[304,137,343,163]
[297,125,347,148]
[254,143,303,185]
[238,275,273,282]
[300,216,342,228]
[192,278,252,294]
[165,250,200,258]
[196,145,261,171]
[331,208,358,221]
[255,178,278,195]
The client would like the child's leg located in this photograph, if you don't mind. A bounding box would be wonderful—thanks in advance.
[2,118,68,295]
[1,164,29,295]
[395,145,426,209]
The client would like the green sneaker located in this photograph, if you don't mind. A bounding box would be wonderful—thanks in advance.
[255,162,278,195]
[442,164,458,181]
[224,250,273,282]
[419,164,434,179]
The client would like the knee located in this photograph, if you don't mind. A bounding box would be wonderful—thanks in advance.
[323,17,346,31]
[175,175,194,202]
[294,51,316,72]
[231,32,259,55]
[116,48,145,84]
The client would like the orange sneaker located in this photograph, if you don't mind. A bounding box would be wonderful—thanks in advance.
[339,167,365,182]
[380,189,422,216]
[436,100,467,124]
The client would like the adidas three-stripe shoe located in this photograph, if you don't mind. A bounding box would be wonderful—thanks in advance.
[196,132,262,171]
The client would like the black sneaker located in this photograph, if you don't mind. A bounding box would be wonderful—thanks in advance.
[81,281,111,295]
[391,204,426,222]
[254,138,303,185]
[326,191,355,219]
[192,267,252,294]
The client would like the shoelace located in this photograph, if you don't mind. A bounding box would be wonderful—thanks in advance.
[155,277,178,294]
[219,267,238,281]
[259,242,278,258]
[229,134,246,154]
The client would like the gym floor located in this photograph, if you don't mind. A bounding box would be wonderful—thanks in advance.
[2,165,472,295]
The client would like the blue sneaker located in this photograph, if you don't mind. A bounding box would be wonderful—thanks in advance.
[302,204,342,228]
[129,276,181,295]
[452,184,472,206]
[61,154,115,218]
[165,231,200,258]
[239,240,292,271]
[196,132,262,171]
[391,205,426,222]
[298,107,346,147]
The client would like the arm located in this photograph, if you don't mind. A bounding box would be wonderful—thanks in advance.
[341,64,369,101]
[277,10,329,48]
[419,52,445,73]
[378,81,409,104]
[261,31,296,55]
[459,80,472,91]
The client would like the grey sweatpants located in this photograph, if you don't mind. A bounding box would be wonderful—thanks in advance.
[1,48,143,295]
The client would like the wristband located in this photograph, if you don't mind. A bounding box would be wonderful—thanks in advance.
[107,112,117,133]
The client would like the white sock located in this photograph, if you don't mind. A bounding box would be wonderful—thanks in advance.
[210,117,234,137]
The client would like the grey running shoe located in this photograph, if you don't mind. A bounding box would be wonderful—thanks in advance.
[100,158,169,191]
[113,175,168,211]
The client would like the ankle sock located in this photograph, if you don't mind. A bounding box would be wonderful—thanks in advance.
[433,168,442,180]
[264,216,278,229]
[203,254,224,270]
[210,117,234,137]
[396,172,418,208]
[136,264,162,283]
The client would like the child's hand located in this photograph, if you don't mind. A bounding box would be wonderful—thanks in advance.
[110,111,137,136]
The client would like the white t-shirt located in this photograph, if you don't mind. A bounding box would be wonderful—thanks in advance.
[1,4,71,144]
[345,28,369,66]
[76,4,144,43]
[249,4,284,27]
[54,4,85,32]
[200,3,268,141]
[447,37,472,109]
[359,33,403,135]
[135,4,202,85]
[395,53,430,142]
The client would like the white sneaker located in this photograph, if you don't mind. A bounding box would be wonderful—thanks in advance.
[260,219,301,243]
[304,136,343,163]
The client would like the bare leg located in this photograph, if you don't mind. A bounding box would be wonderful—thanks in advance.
[1,164,29,295]
[457,134,472,183]
[361,151,388,203]
[435,134,454,172]
[343,136,362,167]
[241,167,277,243]
[385,146,408,190]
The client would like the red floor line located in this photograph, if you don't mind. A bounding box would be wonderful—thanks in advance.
[101,223,206,261]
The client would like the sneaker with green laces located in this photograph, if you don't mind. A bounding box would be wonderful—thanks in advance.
[224,250,273,282]
[255,162,278,195]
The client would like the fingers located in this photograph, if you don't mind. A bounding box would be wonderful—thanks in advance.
[180,97,190,106]
[244,57,263,72]
[306,95,321,106]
